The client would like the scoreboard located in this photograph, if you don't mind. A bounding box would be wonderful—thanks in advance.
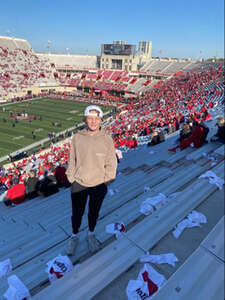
[102,44,136,56]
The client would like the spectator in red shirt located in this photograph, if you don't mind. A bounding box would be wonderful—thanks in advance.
[3,177,26,206]
[54,162,70,188]
[169,121,207,152]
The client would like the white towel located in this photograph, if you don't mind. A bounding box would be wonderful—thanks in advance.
[46,254,74,283]
[3,275,30,300]
[0,259,12,278]
[105,222,126,238]
[173,210,207,238]
[199,170,224,190]
[140,193,167,215]
[140,253,178,267]
[126,264,166,300]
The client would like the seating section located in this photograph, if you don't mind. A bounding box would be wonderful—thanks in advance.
[1,35,224,99]
[39,53,97,70]
[0,133,224,298]
[140,59,224,79]
[32,155,224,300]
[0,36,57,97]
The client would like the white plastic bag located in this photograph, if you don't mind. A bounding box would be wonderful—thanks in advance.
[46,254,73,283]
[3,275,30,300]
[0,259,12,278]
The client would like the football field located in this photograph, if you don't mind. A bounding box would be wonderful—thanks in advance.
[0,98,112,157]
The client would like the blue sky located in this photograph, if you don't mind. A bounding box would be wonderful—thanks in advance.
[1,0,224,59]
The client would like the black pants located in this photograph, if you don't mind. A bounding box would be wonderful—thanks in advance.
[71,182,107,234]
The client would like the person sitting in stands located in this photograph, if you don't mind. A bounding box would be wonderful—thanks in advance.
[210,117,225,144]
[169,121,208,153]
[38,169,58,197]
[2,177,26,206]
[147,131,159,146]
[54,162,70,188]
[179,123,192,142]
[158,129,165,143]
[147,129,165,146]
[24,169,39,199]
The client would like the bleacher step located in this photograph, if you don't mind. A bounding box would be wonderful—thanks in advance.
[31,165,223,299]
[200,216,224,262]
[152,217,225,300]
[152,246,224,300]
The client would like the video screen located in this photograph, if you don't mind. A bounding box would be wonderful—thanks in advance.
[103,44,133,55]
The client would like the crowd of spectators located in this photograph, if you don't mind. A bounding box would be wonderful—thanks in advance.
[0,143,71,206]
[105,64,224,149]
[0,64,224,206]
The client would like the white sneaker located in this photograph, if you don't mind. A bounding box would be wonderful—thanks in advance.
[65,236,79,256]
[86,234,101,253]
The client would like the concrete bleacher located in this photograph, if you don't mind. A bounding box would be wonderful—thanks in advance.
[32,158,224,299]
[152,216,224,300]
[0,36,57,97]
[140,59,220,77]
[38,53,97,69]
[0,126,224,298]
[140,59,194,74]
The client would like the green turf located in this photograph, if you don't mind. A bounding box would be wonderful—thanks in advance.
[0,98,112,157]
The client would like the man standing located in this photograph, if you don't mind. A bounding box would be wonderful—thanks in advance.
[65,105,117,255]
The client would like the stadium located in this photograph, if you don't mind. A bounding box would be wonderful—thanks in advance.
[0,1,224,299]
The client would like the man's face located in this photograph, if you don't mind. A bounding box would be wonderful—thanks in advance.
[86,110,102,132]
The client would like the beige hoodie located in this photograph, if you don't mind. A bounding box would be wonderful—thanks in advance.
[66,128,117,187]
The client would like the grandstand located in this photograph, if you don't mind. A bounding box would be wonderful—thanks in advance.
[37,53,97,70]
[1,35,222,101]
[0,36,57,99]
[0,108,224,298]
[0,34,224,299]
